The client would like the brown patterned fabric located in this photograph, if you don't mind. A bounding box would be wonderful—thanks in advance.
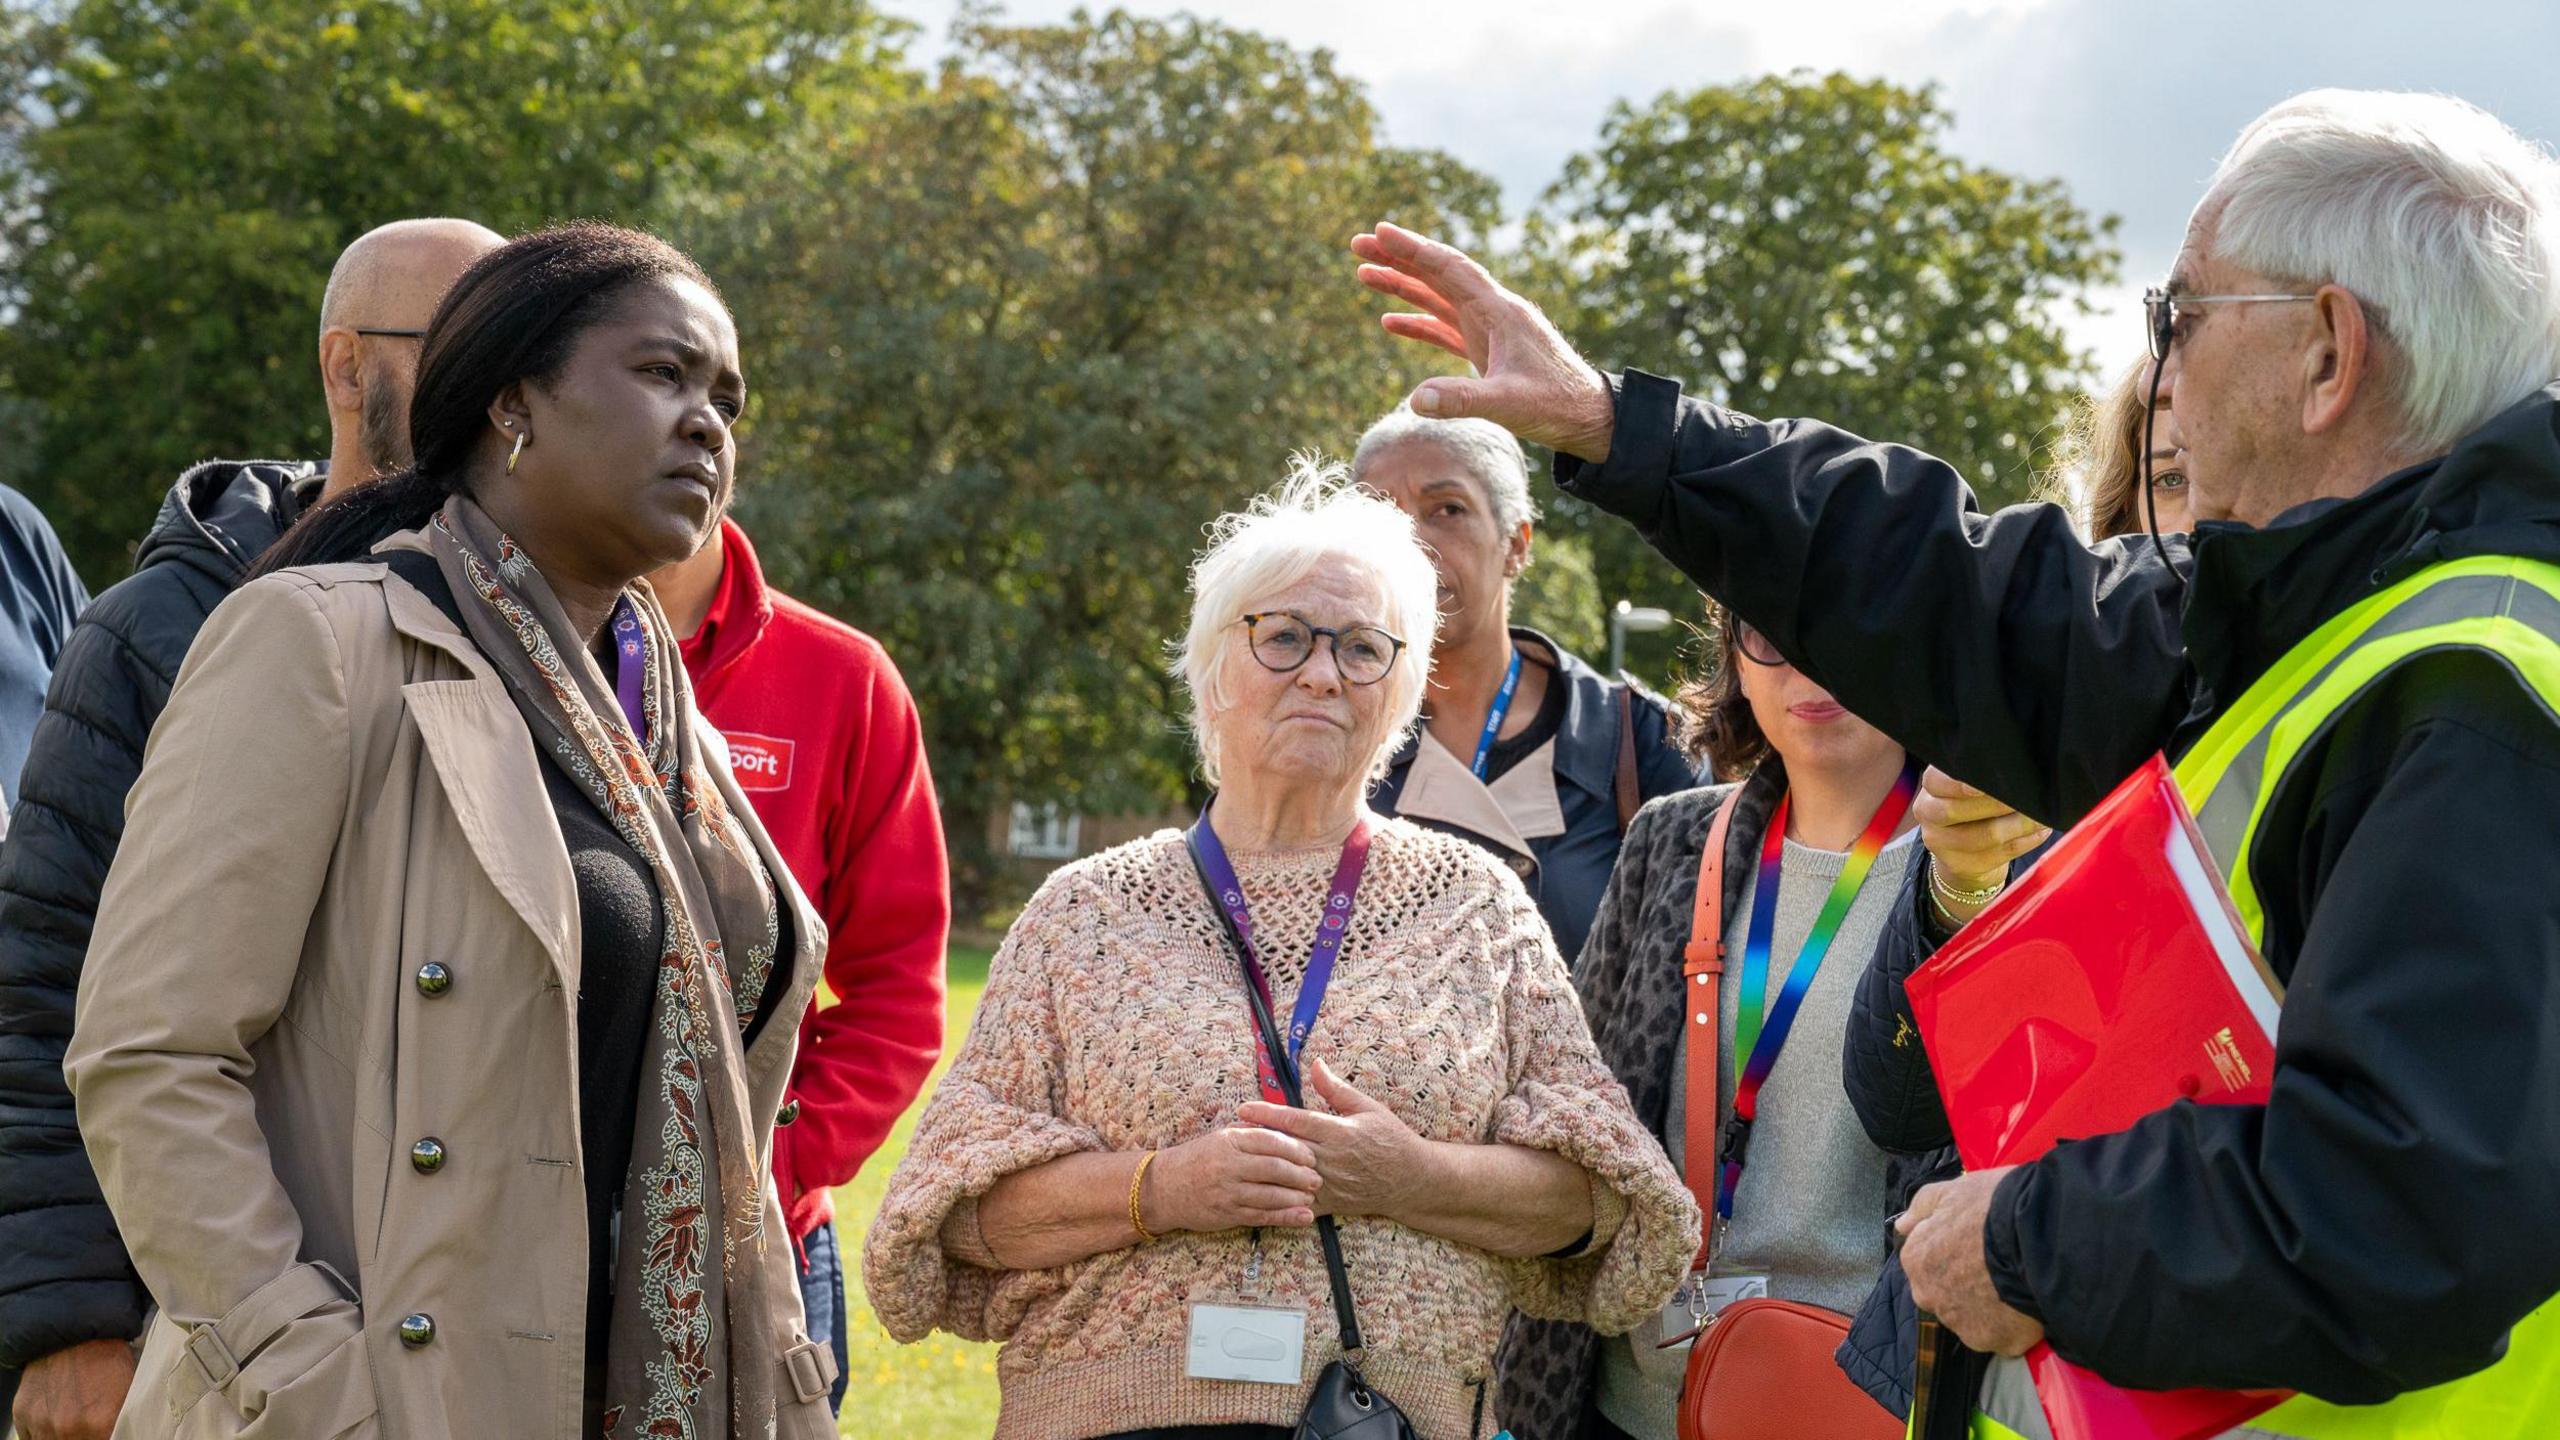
[427,496,793,1439]
[1494,764,1786,1439]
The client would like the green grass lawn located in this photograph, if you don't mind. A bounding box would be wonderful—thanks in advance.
[834,942,1004,1438]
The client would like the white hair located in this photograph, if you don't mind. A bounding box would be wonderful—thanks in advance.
[1350,404,1541,535]
[2197,89,2560,457]
[1177,458,1439,788]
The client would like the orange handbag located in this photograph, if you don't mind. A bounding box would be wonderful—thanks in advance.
[1673,790,1903,1440]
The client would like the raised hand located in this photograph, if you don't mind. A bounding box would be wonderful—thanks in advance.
[1351,221,1619,460]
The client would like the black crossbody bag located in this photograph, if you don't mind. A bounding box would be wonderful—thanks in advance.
[1185,841,1419,1440]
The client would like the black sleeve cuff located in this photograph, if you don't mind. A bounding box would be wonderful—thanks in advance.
[1983,1162,2047,1324]
[1552,369,1686,518]
[0,1274,152,1370]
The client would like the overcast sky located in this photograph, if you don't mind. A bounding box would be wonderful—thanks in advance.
[875,0,2560,369]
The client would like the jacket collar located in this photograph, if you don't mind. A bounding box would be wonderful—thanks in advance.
[2180,384,2560,718]
[1393,726,1568,857]
[371,530,498,672]
[1384,627,1624,789]
[680,517,776,682]
[1376,627,1619,854]
[1531,628,1637,803]
[135,459,319,582]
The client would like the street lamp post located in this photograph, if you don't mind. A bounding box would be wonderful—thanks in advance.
[1610,599,1674,678]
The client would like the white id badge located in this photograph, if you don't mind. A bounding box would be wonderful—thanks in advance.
[1185,1303,1307,1384]
[1655,1268,1772,1348]
[1701,1270,1770,1310]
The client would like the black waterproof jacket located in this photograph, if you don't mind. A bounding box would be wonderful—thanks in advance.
[0,460,313,1368]
[1556,370,2560,1404]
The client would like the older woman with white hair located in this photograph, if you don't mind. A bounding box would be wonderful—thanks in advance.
[864,466,1698,1440]
[1352,408,1699,966]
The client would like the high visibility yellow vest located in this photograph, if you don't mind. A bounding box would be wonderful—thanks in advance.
[1954,555,2560,1440]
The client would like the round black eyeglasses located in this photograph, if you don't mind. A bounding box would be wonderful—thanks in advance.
[1237,612,1406,685]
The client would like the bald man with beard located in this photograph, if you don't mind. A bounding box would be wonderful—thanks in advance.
[0,218,500,1440]
[317,218,507,488]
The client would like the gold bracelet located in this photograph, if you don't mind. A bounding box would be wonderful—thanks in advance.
[1927,854,2006,926]
[1128,1150,1159,1244]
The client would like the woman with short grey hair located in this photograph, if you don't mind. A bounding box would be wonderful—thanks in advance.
[865,464,1697,1440]
[1351,407,1699,966]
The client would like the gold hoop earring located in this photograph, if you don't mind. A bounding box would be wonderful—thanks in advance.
[506,428,528,475]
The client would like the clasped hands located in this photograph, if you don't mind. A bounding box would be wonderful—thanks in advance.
[1142,1056,1432,1235]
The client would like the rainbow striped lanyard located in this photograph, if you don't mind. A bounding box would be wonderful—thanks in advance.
[1716,762,1920,1218]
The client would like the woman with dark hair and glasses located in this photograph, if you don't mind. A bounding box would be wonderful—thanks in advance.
[865,465,1695,1439]
[1498,601,1923,1440]
[66,223,837,1438]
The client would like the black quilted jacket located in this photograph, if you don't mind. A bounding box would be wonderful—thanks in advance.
[1831,838,2055,1431]
[0,460,313,1368]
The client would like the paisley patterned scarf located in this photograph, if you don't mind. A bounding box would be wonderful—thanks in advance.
[427,495,794,1439]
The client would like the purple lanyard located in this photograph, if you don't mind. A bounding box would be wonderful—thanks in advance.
[1186,812,1372,1105]
[610,596,649,747]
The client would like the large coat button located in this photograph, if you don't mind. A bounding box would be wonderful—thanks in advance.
[398,1313,436,1348]
[410,1138,446,1174]
[415,962,452,997]
[775,1098,801,1127]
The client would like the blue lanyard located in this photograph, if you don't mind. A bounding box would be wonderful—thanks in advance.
[1186,812,1372,1103]
[1471,650,1524,779]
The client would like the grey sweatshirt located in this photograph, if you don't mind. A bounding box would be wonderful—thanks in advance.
[1596,831,1916,1440]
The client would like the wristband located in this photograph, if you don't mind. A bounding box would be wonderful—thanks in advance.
[1128,1150,1159,1244]
[1927,853,2007,926]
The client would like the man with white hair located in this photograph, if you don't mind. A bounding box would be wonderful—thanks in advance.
[1351,406,1698,963]
[1355,88,2560,1436]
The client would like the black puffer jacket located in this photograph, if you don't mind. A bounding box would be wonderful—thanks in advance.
[1559,369,2560,1402]
[0,460,313,1368]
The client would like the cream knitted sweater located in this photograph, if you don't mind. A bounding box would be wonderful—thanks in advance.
[863,817,1699,1440]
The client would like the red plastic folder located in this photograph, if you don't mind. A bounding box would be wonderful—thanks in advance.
[1903,755,2289,1440]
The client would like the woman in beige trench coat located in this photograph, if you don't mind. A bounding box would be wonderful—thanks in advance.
[66,225,836,1440]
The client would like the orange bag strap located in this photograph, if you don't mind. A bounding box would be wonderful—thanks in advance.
[1681,788,1743,1269]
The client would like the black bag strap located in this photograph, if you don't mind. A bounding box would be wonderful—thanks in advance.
[1613,682,1641,834]
[1183,834,1369,1363]
[379,548,466,628]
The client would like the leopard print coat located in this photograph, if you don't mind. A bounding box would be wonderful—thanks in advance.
[1491,766,1781,1438]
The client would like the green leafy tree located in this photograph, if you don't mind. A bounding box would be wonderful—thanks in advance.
[0,0,903,574]
[1525,71,2118,682]
[683,9,1498,910]
[1511,528,1605,668]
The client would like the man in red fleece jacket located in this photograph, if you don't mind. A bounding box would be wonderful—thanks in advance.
[652,517,949,1414]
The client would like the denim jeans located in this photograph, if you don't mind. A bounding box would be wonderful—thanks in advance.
[797,1217,850,1415]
